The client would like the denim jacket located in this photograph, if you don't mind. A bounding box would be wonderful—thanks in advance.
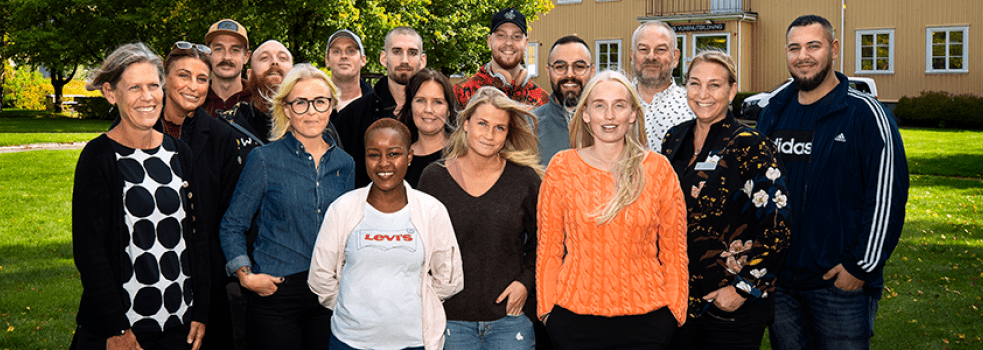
[220,131,355,277]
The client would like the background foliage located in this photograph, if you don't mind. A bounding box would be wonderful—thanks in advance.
[2,64,54,110]
[895,91,983,129]
[0,0,554,106]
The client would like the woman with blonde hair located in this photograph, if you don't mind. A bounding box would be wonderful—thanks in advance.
[220,63,354,349]
[662,50,789,350]
[537,70,688,350]
[417,86,542,349]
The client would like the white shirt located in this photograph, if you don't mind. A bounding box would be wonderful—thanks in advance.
[637,81,696,152]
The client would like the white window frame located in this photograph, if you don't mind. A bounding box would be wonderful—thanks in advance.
[525,42,539,78]
[855,29,895,74]
[595,39,622,72]
[557,0,581,4]
[674,34,688,83]
[925,26,969,74]
[692,33,730,57]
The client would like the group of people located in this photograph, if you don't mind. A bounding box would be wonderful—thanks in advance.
[71,8,909,350]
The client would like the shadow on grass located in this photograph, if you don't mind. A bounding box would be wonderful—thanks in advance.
[1,241,81,350]
[908,154,983,179]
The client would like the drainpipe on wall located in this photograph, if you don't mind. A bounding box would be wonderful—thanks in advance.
[840,0,845,72]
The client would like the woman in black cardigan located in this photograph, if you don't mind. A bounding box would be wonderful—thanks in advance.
[71,42,210,350]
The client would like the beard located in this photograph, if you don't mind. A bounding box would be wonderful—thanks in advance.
[247,65,286,111]
[550,77,584,108]
[791,56,833,92]
[389,64,415,85]
[634,59,673,88]
[493,51,523,70]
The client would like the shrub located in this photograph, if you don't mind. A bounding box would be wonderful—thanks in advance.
[75,96,114,120]
[895,91,983,129]
[2,65,54,110]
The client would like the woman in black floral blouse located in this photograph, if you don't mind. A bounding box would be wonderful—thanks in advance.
[661,50,791,350]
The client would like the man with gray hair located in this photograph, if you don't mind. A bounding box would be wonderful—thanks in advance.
[334,26,428,187]
[631,21,695,152]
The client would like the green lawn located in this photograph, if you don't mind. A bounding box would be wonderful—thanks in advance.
[0,127,980,349]
[0,109,112,133]
[0,133,102,147]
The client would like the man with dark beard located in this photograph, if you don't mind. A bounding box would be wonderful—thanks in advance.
[454,8,549,108]
[532,35,594,166]
[631,21,695,152]
[756,15,908,350]
[334,26,427,188]
[219,40,294,148]
[203,19,252,116]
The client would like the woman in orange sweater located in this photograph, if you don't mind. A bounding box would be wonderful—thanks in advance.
[536,70,688,349]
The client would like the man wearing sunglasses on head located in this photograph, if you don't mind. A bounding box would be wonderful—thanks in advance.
[203,19,252,117]
[532,35,595,167]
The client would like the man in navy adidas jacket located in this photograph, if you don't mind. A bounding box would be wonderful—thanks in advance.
[756,15,909,350]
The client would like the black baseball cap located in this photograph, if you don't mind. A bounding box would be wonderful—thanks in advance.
[491,8,527,35]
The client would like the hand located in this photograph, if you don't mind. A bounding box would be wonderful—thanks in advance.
[107,329,142,350]
[495,281,528,316]
[702,285,746,313]
[823,263,864,291]
[237,267,283,296]
[187,321,206,350]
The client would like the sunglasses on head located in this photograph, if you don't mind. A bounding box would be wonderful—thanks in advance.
[174,41,211,55]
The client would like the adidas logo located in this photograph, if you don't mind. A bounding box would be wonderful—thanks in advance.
[834,133,847,142]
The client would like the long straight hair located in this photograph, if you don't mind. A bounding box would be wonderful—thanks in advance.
[569,70,648,224]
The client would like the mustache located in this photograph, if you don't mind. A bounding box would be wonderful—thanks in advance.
[557,77,583,88]
[216,60,236,68]
[641,59,663,67]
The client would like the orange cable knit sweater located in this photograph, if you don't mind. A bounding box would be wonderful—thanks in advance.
[536,149,688,325]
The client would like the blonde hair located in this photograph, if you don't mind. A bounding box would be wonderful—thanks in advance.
[269,64,339,141]
[443,86,544,177]
[569,70,648,224]
[687,49,737,85]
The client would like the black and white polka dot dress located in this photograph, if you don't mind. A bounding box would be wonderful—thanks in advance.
[112,137,193,332]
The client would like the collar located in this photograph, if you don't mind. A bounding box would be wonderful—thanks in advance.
[371,76,398,107]
[207,78,251,100]
[481,63,531,89]
[281,131,335,155]
[634,78,683,105]
[547,94,576,123]
[769,71,851,118]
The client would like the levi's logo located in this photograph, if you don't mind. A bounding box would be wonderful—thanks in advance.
[364,233,413,242]
[357,229,418,252]
[769,129,814,163]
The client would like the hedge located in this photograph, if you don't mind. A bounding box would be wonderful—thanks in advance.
[76,96,115,120]
[894,91,983,129]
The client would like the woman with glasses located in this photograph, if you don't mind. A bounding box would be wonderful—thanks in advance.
[71,42,210,350]
[661,50,790,350]
[417,86,543,350]
[397,69,459,187]
[308,118,464,350]
[220,64,354,350]
[537,70,687,350]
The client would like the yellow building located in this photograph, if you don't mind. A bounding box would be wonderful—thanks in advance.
[526,0,980,103]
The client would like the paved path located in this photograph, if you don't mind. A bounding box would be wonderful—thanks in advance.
[0,142,88,154]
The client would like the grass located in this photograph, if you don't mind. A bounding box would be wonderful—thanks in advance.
[0,109,112,133]
[0,126,980,349]
[0,133,102,147]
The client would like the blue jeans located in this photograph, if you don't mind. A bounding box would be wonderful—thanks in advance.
[769,285,878,350]
[445,315,536,350]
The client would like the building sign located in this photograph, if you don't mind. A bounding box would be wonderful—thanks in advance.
[672,23,725,32]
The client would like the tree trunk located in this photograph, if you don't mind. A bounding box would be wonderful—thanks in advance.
[50,65,77,113]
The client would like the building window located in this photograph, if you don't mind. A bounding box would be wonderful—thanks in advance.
[526,42,539,78]
[693,33,730,57]
[856,29,894,74]
[926,26,969,73]
[673,35,687,84]
[557,0,581,4]
[596,39,622,72]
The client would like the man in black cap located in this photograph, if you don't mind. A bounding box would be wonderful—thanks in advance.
[325,29,372,111]
[454,8,549,108]
[203,19,253,117]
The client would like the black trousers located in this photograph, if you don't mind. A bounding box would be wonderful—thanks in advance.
[246,271,332,350]
[667,297,774,350]
[545,306,677,350]
[71,323,191,350]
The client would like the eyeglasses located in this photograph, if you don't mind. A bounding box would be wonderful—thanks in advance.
[286,97,333,114]
[175,41,212,55]
[549,61,591,75]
